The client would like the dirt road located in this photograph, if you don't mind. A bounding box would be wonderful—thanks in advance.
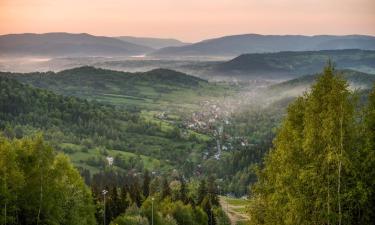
[219,196,250,225]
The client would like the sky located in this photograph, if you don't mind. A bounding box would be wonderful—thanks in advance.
[0,0,374,42]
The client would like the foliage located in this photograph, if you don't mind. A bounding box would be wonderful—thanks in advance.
[0,76,210,176]
[0,135,96,225]
[248,63,375,224]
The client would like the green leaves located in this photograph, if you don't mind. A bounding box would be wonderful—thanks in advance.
[0,135,97,225]
[248,63,375,225]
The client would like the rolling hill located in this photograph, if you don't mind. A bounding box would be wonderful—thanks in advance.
[0,66,232,111]
[214,49,375,79]
[152,34,375,57]
[0,75,211,175]
[115,36,189,49]
[0,32,153,57]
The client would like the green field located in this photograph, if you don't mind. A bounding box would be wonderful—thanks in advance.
[220,196,250,225]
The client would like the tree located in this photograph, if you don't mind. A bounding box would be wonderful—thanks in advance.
[201,196,216,225]
[179,178,188,204]
[197,179,207,205]
[0,135,97,225]
[0,136,24,225]
[143,170,151,198]
[207,176,219,206]
[130,179,142,207]
[110,204,149,225]
[248,63,375,225]
[161,178,171,199]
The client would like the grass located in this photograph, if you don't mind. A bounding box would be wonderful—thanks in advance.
[62,143,171,174]
[224,197,249,206]
[220,196,250,225]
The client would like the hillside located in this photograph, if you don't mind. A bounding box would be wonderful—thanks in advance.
[152,34,375,57]
[214,49,375,78]
[0,32,153,57]
[0,66,233,112]
[115,36,189,49]
[0,76,212,175]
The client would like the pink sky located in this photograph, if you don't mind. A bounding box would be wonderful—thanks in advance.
[0,0,374,42]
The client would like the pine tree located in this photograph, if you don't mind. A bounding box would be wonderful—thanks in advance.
[179,177,188,204]
[161,178,171,199]
[207,176,219,206]
[197,179,207,205]
[143,170,151,198]
[130,179,142,207]
[201,196,216,225]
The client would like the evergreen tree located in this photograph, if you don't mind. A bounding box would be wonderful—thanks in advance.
[179,177,188,204]
[130,179,142,207]
[201,196,216,225]
[143,170,151,198]
[161,178,171,199]
[207,176,219,206]
[197,179,207,205]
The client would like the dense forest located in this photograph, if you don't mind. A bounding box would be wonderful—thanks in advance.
[0,136,229,225]
[247,63,375,224]
[0,76,213,177]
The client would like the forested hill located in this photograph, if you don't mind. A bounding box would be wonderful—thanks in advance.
[0,77,210,175]
[0,66,218,110]
[214,49,375,78]
[1,66,207,88]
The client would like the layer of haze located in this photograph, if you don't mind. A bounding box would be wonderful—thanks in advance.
[1,0,374,42]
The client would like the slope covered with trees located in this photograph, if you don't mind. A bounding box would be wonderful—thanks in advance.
[0,134,230,225]
[0,77,211,176]
[247,64,375,224]
[0,66,232,112]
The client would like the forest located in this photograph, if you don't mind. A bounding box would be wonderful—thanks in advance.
[0,63,374,225]
[247,64,375,224]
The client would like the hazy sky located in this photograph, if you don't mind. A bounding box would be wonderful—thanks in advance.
[1,0,374,42]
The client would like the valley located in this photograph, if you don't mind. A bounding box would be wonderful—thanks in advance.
[1,0,375,224]
[1,35,374,225]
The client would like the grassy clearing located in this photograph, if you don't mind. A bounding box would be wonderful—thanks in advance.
[220,196,250,225]
[224,197,249,206]
[62,142,169,174]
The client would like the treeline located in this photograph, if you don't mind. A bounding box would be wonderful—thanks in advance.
[89,170,229,225]
[247,63,375,224]
[0,135,229,225]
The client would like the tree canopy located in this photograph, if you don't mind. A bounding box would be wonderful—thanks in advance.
[248,63,375,225]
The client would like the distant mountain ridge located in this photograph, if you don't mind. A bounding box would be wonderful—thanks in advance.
[115,36,189,49]
[0,32,153,57]
[152,34,375,57]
